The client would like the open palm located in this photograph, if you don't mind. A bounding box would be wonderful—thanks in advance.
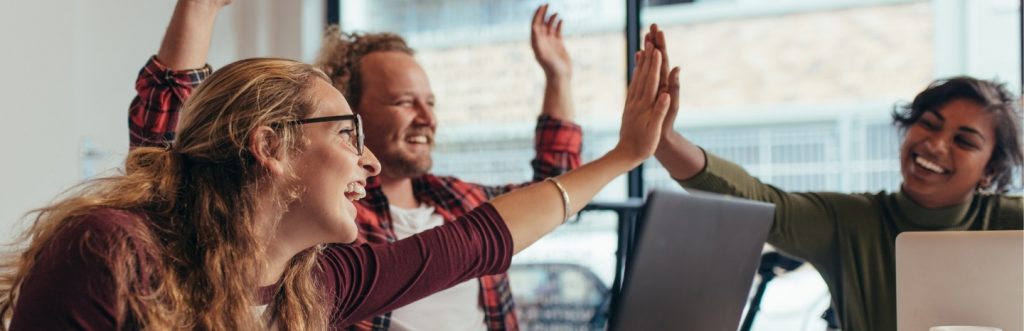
[531,4,572,78]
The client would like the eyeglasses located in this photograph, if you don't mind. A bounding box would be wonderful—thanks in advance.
[287,114,364,155]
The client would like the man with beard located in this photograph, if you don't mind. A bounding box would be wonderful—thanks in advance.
[129,2,581,331]
[313,5,581,330]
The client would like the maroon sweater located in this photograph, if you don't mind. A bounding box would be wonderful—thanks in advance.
[8,204,513,330]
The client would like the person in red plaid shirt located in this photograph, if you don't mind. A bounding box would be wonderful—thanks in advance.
[129,2,581,330]
[313,4,581,331]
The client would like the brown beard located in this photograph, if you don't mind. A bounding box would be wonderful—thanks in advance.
[377,148,432,179]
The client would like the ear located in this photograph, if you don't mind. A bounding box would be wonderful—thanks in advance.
[249,126,287,176]
[977,174,993,190]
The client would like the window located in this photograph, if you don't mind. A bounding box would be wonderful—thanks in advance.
[337,0,1021,329]
[338,1,626,328]
[640,0,1021,329]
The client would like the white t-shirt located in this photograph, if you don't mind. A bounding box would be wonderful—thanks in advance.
[387,204,488,331]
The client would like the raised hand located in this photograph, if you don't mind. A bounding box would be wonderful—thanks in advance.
[644,24,681,139]
[158,0,231,70]
[645,26,705,181]
[531,4,572,79]
[615,43,671,165]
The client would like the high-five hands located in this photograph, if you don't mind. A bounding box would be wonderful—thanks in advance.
[644,24,682,140]
[615,41,672,165]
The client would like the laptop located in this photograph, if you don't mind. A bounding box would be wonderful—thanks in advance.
[608,190,775,331]
[896,230,1024,331]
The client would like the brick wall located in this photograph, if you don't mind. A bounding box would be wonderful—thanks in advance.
[416,2,932,127]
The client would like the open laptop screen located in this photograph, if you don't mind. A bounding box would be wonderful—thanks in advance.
[608,190,774,331]
[896,230,1024,331]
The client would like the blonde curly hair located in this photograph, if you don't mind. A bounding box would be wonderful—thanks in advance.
[315,25,414,110]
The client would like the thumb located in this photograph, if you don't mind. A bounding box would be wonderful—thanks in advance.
[668,67,681,104]
[652,92,671,130]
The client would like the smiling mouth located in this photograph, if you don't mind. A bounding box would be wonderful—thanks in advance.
[344,182,366,201]
[405,134,431,145]
[913,155,948,175]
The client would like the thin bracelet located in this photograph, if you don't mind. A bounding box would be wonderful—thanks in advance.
[545,177,571,224]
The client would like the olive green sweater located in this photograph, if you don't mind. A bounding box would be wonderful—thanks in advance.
[676,152,1023,331]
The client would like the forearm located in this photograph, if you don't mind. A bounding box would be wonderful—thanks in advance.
[654,130,705,181]
[324,204,512,325]
[157,0,223,70]
[490,149,637,253]
[540,74,575,121]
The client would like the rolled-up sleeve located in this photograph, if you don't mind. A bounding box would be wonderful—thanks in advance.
[128,56,211,148]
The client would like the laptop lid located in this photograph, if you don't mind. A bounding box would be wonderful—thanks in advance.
[896,230,1024,331]
[608,190,775,331]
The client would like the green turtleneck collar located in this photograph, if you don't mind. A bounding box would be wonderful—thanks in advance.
[893,188,977,230]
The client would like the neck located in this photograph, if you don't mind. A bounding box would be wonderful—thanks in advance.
[254,194,302,286]
[900,184,974,209]
[378,174,418,209]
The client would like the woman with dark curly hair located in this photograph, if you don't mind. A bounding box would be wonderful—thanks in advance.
[650,24,1023,330]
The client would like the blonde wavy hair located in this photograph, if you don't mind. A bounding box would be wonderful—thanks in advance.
[315,24,414,110]
[0,58,332,330]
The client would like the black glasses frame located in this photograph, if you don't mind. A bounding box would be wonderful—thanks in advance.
[287,114,364,155]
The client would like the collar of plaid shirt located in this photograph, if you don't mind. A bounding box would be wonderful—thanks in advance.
[349,174,518,331]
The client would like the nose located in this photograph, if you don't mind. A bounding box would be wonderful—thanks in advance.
[413,99,437,128]
[920,134,950,156]
[359,147,382,177]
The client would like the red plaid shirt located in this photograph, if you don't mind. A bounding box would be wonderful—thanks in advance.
[129,56,211,148]
[128,56,583,331]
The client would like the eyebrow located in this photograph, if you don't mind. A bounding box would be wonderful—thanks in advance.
[924,111,987,142]
[389,91,435,99]
[957,126,987,142]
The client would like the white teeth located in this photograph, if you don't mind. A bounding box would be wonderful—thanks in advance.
[406,135,429,144]
[345,183,366,201]
[914,156,947,174]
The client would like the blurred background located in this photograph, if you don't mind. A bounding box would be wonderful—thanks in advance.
[0,0,1019,330]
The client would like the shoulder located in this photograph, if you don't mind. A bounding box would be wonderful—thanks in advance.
[46,208,152,262]
[62,208,148,241]
[797,190,881,209]
[995,194,1022,209]
[9,208,150,330]
[992,194,1023,228]
[417,174,481,192]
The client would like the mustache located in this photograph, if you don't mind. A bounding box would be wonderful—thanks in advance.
[403,126,435,138]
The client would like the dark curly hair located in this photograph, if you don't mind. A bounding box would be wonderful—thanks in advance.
[314,25,415,110]
[892,76,1023,193]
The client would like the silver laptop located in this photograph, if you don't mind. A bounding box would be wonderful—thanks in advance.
[608,190,775,331]
[896,230,1024,331]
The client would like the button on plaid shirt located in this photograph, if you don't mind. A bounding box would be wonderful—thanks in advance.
[129,56,583,331]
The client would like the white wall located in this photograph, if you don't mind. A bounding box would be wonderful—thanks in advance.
[0,0,324,243]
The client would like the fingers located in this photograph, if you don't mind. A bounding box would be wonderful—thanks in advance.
[642,24,671,93]
[655,92,671,120]
[668,66,681,105]
[639,44,662,104]
[532,4,564,38]
[532,4,546,29]
[627,44,663,109]
[663,66,679,127]
[627,50,644,101]
[668,67,681,91]
[546,13,558,29]
[651,92,672,137]
[657,32,669,86]
[633,47,656,102]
